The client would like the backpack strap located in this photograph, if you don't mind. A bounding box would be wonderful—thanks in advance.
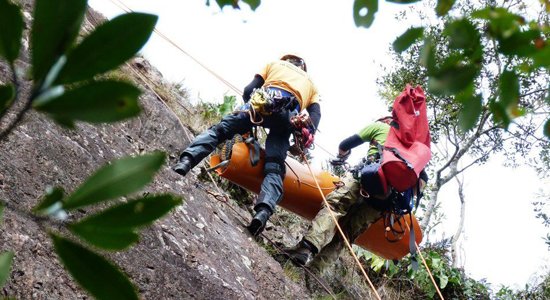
[385,146,414,169]
[244,135,261,167]
[408,212,419,270]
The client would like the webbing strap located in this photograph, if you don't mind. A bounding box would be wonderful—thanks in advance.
[408,213,419,270]
[245,136,261,167]
[376,143,384,164]
[376,143,414,170]
[386,146,414,169]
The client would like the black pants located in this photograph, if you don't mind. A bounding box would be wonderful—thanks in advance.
[181,108,294,212]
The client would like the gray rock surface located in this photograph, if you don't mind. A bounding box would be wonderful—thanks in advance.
[0,3,312,299]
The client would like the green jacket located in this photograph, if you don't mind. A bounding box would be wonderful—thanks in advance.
[357,122,390,156]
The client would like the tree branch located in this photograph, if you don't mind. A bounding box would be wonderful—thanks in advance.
[0,65,33,143]
[520,88,549,99]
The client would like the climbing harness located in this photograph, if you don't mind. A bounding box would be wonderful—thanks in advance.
[347,150,424,269]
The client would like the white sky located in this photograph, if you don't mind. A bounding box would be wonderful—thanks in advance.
[89,0,549,291]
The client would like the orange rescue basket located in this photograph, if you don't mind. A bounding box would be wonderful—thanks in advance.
[210,141,422,260]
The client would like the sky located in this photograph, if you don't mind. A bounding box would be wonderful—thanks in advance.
[88,0,549,291]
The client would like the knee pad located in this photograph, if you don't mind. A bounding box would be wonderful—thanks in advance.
[264,160,285,177]
[210,123,228,141]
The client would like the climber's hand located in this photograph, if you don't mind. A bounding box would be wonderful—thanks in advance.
[290,113,312,130]
[329,150,350,166]
[301,128,314,149]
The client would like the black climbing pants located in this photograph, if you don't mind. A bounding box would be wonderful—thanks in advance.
[181,107,294,213]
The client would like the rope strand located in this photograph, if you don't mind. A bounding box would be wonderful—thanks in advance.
[405,222,445,300]
[109,0,243,95]
[196,163,338,299]
[300,153,382,300]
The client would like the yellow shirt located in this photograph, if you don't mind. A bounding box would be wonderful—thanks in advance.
[259,60,320,112]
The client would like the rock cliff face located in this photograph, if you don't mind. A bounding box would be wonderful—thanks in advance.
[0,3,312,299]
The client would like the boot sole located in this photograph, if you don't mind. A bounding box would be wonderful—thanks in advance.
[172,165,190,176]
[247,218,265,236]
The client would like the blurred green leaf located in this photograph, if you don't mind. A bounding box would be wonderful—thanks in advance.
[62,152,165,210]
[33,186,65,215]
[428,63,479,95]
[420,38,436,74]
[73,194,181,229]
[544,118,550,138]
[353,0,378,28]
[215,0,239,9]
[436,0,456,16]
[0,0,23,63]
[439,273,449,289]
[33,80,141,124]
[386,0,420,3]
[0,251,14,288]
[371,256,385,271]
[31,0,87,84]
[242,0,260,10]
[52,116,76,129]
[70,194,181,250]
[69,226,139,250]
[457,91,482,131]
[56,13,158,84]
[219,95,236,116]
[489,101,511,128]
[533,46,550,68]
[443,19,480,51]
[498,70,519,109]
[50,233,138,300]
[471,7,522,39]
[499,30,539,57]
[0,84,15,116]
[393,27,424,53]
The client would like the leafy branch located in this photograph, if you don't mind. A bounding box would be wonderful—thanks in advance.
[0,0,185,299]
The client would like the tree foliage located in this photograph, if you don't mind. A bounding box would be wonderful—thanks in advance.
[358,241,490,299]
[377,0,549,233]
[0,0,183,298]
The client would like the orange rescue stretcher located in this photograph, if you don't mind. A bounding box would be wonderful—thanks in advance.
[209,141,422,260]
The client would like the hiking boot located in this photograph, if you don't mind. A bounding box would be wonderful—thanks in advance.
[286,247,311,266]
[247,208,271,236]
[172,156,193,176]
[285,239,318,266]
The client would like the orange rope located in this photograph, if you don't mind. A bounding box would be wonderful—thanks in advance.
[109,0,243,95]
[195,165,338,299]
[300,153,382,300]
[405,223,445,300]
[415,243,444,299]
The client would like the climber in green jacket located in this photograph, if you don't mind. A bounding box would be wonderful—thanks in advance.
[285,117,427,268]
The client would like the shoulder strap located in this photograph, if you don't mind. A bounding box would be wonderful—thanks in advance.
[408,213,419,270]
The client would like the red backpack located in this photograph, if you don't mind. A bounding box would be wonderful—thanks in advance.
[380,85,431,192]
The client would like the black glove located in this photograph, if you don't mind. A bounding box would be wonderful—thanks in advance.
[329,150,350,166]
